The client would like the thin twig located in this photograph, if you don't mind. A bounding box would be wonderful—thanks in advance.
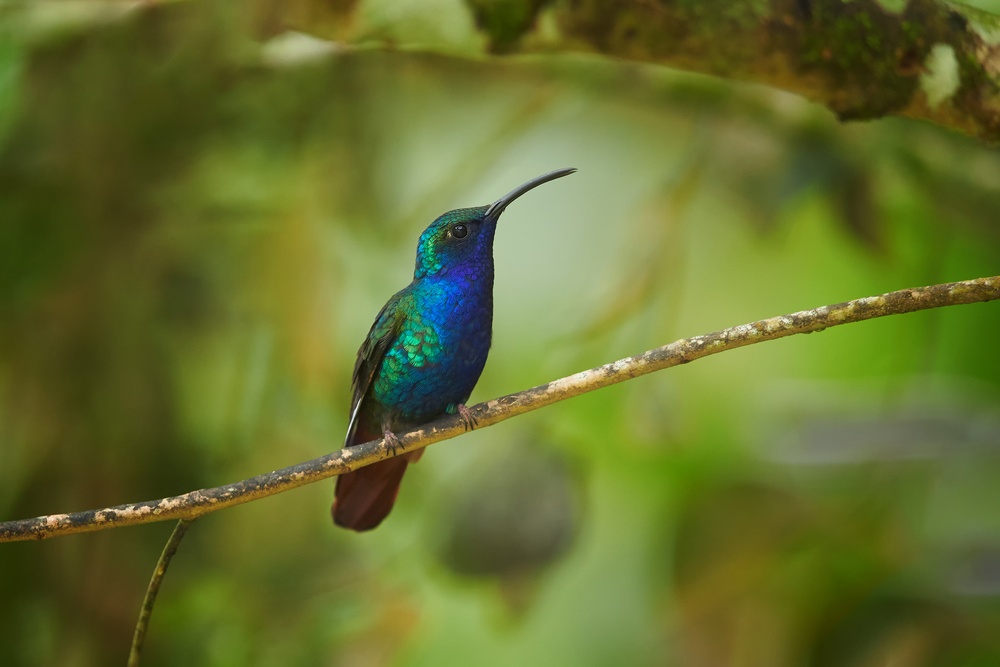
[127,518,195,667]
[1,275,998,543]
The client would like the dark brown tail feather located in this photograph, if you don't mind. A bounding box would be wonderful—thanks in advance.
[332,429,425,532]
[333,458,409,531]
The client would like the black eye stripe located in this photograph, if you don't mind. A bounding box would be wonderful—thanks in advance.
[451,224,469,239]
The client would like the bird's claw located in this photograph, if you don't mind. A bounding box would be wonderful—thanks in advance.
[456,403,478,432]
[381,429,403,456]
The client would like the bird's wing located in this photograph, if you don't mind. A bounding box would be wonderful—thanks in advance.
[345,292,408,447]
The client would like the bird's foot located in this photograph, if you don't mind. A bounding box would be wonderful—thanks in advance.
[381,428,403,457]
[456,403,478,432]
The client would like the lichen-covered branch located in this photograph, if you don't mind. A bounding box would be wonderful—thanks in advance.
[0,275,997,543]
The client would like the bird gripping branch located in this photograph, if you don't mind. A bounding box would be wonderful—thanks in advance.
[333,168,577,531]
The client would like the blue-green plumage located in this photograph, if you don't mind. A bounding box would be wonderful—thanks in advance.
[369,207,494,421]
[333,169,576,531]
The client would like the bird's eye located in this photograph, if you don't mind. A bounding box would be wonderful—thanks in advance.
[451,224,468,239]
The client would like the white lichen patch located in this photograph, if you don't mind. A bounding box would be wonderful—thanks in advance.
[611,359,630,373]
[857,296,886,310]
[159,497,184,511]
[737,324,761,338]
[763,317,792,334]
[829,304,853,322]
[921,44,961,109]
[260,31,340,68]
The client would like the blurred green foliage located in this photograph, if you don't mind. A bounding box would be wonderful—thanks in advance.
[2,1,1000,666]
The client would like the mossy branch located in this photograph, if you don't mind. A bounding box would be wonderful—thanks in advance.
[502,0,1000,142]
[291,0,1000,141]
[0,275,998,543]
[21,1,1000,141]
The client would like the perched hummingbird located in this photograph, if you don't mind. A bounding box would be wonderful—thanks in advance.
[332,168,576,531]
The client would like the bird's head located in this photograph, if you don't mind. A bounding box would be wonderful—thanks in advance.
[413,168,576,279]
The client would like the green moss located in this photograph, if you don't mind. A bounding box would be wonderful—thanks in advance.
[464,0,547,53]
[554,0,771,71]
[795,0,929,119]
[674,0,771,29]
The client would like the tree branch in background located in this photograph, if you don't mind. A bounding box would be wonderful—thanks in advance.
[286,0,1000,142]
[17,2,1000,141]
[0,275,997,543]
[492,0,1000,142]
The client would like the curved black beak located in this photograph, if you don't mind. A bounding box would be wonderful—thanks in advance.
[484,168,576,222]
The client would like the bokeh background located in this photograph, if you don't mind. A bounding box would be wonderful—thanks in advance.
[2,1,1000,665]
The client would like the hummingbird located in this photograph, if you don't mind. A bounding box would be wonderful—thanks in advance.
[332,168,577,531]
